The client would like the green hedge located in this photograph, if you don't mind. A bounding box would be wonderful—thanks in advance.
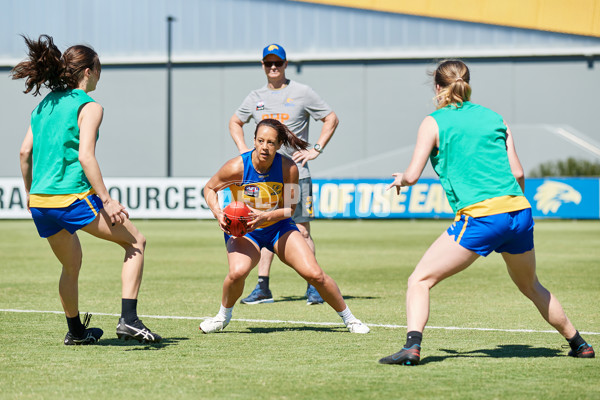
[529,157,600,177]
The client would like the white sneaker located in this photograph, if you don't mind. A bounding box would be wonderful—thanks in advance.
[346,319,370,334]
[199,315,229,334]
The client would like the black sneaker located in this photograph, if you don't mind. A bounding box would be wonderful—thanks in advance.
[568,343,595,358]
[116,318,162,343]
[379,344,421,365]
[64,313,103,345]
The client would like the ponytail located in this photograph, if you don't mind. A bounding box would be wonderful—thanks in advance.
[431,59,472,109]
[255,119,309,151]
[11,35,64,96]
[11,34,100,96]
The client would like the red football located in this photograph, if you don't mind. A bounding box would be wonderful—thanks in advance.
[223,201,251,237]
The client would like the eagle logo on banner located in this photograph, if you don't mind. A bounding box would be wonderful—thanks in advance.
[533,181,582,215]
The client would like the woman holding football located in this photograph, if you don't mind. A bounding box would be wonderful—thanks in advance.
[380,59,594,365]
[201,118,369,334]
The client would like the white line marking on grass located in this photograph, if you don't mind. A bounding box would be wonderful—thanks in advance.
[2,309,599,335]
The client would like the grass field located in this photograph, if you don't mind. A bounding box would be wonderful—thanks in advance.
[1,219,598,399]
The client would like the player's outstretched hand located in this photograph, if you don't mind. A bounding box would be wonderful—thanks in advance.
[386,172,404,195]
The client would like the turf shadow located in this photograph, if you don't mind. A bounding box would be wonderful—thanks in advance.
[420,344,563,364]
[97,336,189,350]
[276,294,379,303]
[240,326,345,334]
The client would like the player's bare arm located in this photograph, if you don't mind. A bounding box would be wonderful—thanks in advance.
[78,102,129,225]
[204,157,244,230]
[387,116,438,194]
[19,126,34,209]
[504,122,525,192]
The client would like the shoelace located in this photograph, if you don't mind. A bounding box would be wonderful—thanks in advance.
[137,320,151,332]
[82,312,92,329]
[131,319,153,333]
[132,320,159,340]
[561,343,584,353]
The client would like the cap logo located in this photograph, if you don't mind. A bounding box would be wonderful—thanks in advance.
[268,45,279,51]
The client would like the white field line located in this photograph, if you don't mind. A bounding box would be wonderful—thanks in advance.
[2,308,599,335]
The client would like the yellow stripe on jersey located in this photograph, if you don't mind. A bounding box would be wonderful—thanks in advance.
[29,189,97,208]
[456,195,530,221]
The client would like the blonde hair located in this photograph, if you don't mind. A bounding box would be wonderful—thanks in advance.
[432,59,471,109]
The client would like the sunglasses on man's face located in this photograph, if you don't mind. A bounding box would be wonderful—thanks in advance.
[263,61,285,68]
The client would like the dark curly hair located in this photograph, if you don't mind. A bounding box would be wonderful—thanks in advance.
[11,34,101,96]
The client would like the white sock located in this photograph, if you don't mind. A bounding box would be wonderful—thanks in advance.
[217,304,233,322]
[337,306,358,325]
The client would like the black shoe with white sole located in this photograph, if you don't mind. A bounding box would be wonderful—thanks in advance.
[64,313,103,345]
[116,318,162,343]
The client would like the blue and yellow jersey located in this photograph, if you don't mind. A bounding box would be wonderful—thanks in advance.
[229,150,285,228]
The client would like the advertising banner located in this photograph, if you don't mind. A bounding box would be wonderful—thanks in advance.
[1,177,598,220]
[0,178,213,219]
[312,178,600,219]
[525,178,599,219]
[312,178,454,219]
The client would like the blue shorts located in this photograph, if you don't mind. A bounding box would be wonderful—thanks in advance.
[224,218,299,252]
[30,194,104,238]
[447,208,534,256]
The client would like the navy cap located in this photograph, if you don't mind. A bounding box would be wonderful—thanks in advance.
[262,44,286,60]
